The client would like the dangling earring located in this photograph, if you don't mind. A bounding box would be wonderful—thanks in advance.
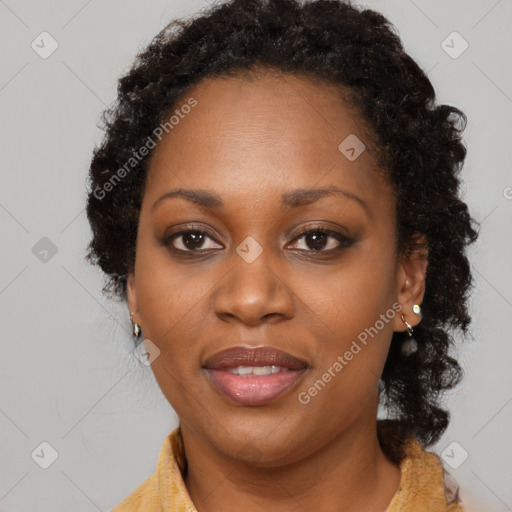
[130,312,141,338]
[400,313,418,356]
[400,313,413,336]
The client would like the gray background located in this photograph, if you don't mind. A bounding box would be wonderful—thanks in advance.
[1,0,511,511]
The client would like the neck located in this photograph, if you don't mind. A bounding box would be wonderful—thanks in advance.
[181,413,401,512]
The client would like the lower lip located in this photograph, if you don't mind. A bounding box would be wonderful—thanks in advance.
[205,368,307,406]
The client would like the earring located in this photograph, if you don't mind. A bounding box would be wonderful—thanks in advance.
[400,314,413,336]
[130,312,141,338]
[400,314,418,356]
[413,304,421,315]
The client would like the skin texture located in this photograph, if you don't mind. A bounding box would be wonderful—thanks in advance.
[127,68,427,512]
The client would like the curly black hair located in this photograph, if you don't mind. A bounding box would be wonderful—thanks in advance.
[86,0,478,452]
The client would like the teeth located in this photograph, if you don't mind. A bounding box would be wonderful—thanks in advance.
[225,365,288,376]
[253,366,272,376]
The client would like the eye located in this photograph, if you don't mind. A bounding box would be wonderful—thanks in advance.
[163,225,352,254]
[164,229,223,252]
[288,227,352,252]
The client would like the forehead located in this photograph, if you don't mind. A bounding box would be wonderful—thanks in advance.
[145,68,392,213]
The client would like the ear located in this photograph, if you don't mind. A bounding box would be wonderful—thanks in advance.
[127,272,138,320]
[393,234,428,333]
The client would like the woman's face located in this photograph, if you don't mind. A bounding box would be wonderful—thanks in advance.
[128,69,422,465]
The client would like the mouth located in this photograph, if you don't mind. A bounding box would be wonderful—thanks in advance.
[203,346,309,406]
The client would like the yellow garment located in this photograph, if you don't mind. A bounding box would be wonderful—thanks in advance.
[112,427,464,511]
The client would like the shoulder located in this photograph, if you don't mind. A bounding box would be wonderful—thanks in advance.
[386,435,465,512]
[111,428,189,512]
[111,472,160,512]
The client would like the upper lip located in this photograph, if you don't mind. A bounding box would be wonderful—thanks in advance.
[204,346,308,370]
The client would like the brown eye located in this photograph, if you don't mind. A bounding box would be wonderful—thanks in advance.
[289,228,353,252]
[165,230,223,252]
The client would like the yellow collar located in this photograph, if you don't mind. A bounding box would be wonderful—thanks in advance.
[113,427,463,511]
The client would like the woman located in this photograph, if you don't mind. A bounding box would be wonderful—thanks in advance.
[86,0,478,510]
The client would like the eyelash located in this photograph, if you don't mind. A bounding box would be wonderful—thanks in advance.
[162,225,353,256]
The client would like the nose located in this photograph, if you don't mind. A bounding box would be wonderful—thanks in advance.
[212,250,295,327]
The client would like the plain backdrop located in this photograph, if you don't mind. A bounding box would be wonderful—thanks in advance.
[1,0,511,511]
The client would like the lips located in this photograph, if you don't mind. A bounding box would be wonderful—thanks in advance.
[203,346,308,406]
[204,346,308,370]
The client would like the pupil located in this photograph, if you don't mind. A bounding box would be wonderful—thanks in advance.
[184,232,204,249]
[307,232,326,250]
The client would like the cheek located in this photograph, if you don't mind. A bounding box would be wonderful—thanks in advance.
[133,239,210,411]
[296,239,398,400]
[133,218,209,330]
[305,241,397,344]
[135,260,214,350]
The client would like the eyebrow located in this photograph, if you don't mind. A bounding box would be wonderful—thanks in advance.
[151,185,367,212]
